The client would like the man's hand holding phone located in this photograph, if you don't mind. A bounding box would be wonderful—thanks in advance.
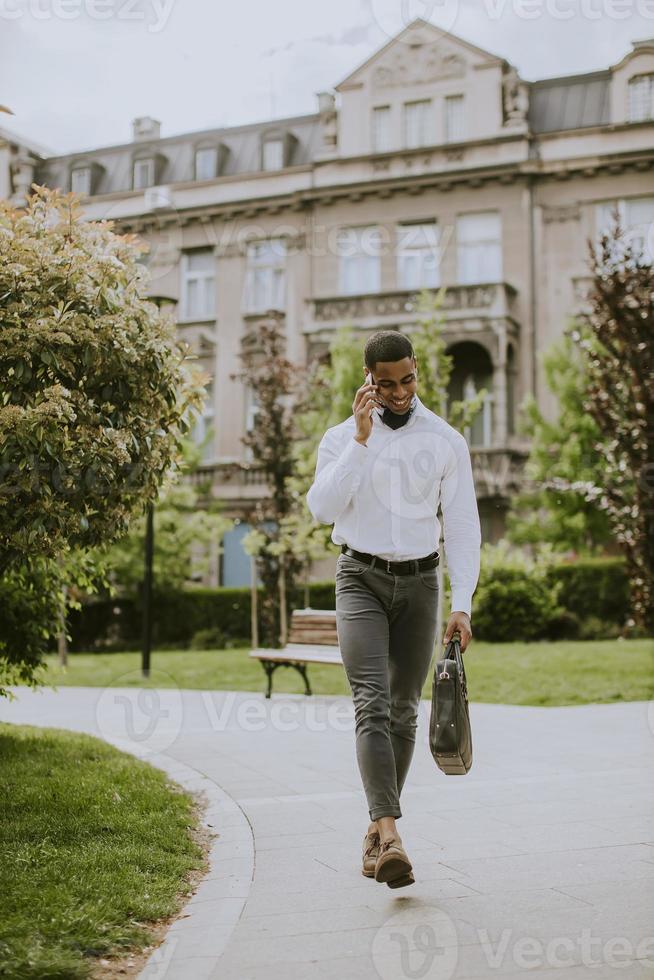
[353,371,383,446]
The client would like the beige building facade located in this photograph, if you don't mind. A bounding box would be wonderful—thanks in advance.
[7,19,654,585]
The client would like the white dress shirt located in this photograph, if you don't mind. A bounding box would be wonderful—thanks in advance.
[306,394,482,617]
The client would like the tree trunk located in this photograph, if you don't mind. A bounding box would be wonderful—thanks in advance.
[57,586,68,667]
[250,555,259,649]
[278,556,287,647]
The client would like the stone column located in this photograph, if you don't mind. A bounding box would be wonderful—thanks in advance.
[492,324,508,447]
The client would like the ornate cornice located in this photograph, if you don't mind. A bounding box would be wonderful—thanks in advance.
[114,147,654,234]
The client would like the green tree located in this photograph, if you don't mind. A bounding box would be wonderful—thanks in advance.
[410,287,486,429]
[91,439,232,596]
[0,185,204,691]
[506,331,613,554]
[572,209,654,633]
[231,316,306,646]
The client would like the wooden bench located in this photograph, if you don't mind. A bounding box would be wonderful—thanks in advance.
[249,608,342,697]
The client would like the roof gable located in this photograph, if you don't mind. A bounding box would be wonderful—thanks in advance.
[335,18,505,92]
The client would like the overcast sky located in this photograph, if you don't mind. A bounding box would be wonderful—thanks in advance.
[2,0,653,156]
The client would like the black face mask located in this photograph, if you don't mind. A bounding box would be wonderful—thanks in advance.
[372,375,417,430]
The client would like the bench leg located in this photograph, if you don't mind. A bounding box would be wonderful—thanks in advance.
[261,660,277,698]
[258,660,312,697]
[294,662,312,697]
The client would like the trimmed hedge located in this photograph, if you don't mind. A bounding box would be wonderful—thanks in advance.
[65,557,631,651]
[545,557,629,624]
[66,582,337,652]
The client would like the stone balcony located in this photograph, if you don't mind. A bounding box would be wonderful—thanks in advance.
[187,444,530,510]
[305,282,519,337]
[470,446,529,499]
[186,460,268,504]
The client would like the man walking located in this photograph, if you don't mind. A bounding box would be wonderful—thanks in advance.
[306,329,481,889]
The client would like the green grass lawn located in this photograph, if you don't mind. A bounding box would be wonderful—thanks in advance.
[37,638,654,706]
[0,723,208,980]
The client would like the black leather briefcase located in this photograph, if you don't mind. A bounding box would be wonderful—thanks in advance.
[429,632,473,775]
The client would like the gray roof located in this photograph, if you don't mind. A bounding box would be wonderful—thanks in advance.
[528,70,611,134]
[35,113,323,195]
[32,67,622,196]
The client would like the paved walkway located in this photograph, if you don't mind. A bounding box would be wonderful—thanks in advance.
[2,681,654,980]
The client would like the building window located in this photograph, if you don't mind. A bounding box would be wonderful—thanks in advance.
[71,166,91,196]
[396,221,440,289]
[133,157,155,190]
[337,225,382,295]
[596,196,654,264]
[244,385,261,463]
[372,106,392,153]
[403,100,434,149]
[180,248,216,320]
[444,95,465,142]
[456,211,502,284]
[244,239,286,313]
[262,139,284,171]
[195,146,217,181]
[447,342,494,448]
[191,379,215,464]
[628,74,654,122]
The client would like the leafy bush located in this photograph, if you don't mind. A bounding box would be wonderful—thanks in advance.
[65,548,633,651]
[545,557,629,624]
[67,581,337,652]
[0,186,202,564]
[578,616,625,641]
[471,541,564,643]
[190,628,227,650]
[543,609,582,641]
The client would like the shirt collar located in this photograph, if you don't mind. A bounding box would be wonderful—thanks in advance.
[374,392,427,428]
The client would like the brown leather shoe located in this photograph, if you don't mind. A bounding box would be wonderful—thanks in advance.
[362,829,381,877]
[374,835,414,888]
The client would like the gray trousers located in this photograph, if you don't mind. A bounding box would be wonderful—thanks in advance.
[335,550,439,821]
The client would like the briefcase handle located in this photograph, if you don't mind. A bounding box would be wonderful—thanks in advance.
[438,631,468,701]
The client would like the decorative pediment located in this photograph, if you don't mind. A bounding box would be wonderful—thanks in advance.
[335,18,504,92]
[371,47,466,90]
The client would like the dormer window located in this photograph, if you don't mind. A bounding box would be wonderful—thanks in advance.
[262,138,284,171]
[372,106,392,153]
[133,157,156,190]
[403,100,435,149]
[71,166,92,196]
[628,73,654,122]
[195,146,217,181]
[444,95,465,142]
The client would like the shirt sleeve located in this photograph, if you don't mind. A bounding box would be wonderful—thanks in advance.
[306,428,370,525]
[440,433,482,618]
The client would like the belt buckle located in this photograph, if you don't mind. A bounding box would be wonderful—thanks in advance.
[386,558,391,573]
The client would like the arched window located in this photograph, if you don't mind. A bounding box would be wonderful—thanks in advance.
[628,73,654,122]
[446,341,494,447]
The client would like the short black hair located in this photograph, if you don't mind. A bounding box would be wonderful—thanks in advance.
[364,330,415,372]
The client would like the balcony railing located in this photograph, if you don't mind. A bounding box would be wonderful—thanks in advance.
[185,448,529,503]
[470,447,529,499]
[186,461,268,499]
[306,282,517,332]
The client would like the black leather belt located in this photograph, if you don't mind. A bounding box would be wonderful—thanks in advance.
[340,544,439,575]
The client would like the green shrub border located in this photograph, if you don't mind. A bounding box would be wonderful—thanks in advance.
[64,557,631,651]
